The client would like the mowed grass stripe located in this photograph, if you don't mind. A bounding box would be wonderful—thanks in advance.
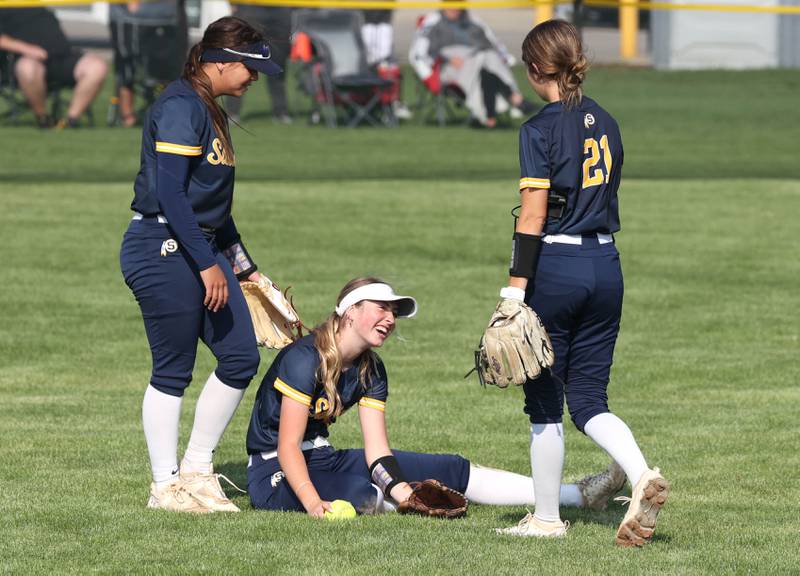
[0,175,798,574]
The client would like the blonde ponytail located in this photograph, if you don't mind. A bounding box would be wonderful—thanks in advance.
[311,277,385,424]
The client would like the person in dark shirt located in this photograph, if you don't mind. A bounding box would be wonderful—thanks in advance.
[108,0,182,127]
[246,277,624,516]
[120,16,282,514]
[494,20,669,543]
[226,3,294,123]
[0,7,108,128]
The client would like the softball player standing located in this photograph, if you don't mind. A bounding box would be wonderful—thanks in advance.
[246,277,624,516]
[120,17,282,513]
[495,21,669,544]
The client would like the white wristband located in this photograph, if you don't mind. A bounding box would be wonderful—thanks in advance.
[499,286,525,301]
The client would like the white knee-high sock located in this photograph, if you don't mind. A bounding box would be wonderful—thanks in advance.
[466,465,534,505]
[583,412,648,486]
[465,464,584,507]
[531,423,565,522]
[181,372,245,474]
[142,385,182,486]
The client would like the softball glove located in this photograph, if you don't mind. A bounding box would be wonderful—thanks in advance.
[470,298,555,388]
[397,479,468,519]
[239,275,304,349]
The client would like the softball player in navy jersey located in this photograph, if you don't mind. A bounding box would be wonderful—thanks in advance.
[246,277,623,517]
[120,17,282,513]
[495,21,669,544]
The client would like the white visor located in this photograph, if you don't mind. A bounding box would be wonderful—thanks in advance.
[335,283,417,318]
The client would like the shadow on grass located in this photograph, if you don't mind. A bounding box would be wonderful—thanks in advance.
[216,461,252,509]
[495,508,620,528]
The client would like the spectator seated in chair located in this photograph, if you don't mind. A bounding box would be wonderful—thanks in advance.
[409,2,533,128]
[0,7,108,128]
[358,2,412,121]
[109,0,182,127]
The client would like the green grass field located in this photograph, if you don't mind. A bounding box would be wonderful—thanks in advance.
[1,67,799,575]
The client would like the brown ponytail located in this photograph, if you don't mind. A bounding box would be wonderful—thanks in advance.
[311,277,383,424]
[521,20,588,110]
[182,17,263,155]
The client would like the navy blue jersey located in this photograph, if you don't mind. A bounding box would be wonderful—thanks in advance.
[519,96,623,235]
[246,334,389,454]
[131,79,235,230]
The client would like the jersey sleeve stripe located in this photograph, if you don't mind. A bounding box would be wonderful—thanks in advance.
[155,141,203,156]
[358,397,386,412]
[274,378,312,407]
[519,177,551,190]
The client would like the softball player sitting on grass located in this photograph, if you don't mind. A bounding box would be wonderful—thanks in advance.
[120,17,282,513]
[494,21,669,543]
[245,277,625,517]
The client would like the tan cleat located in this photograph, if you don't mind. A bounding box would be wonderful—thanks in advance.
[179,468,245,513]
[614,467,670,547]
[147,481,212,513]
[496,512,569,538]
[578,460,627,511]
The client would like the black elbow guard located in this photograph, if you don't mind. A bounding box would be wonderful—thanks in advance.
[509,232,542,280]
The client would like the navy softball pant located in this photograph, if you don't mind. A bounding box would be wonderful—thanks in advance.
[523,235,624,432]
[247,446,470,513]
[120,218,260,396]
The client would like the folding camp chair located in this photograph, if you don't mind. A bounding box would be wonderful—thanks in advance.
[107,9,182,126]
[410,15,469,127]
[413,57,470,127]
[0,50,94,126]
[0,51,23,123]
[294,9,395,128]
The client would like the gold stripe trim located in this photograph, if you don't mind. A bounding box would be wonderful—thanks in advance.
[155,142,203,157]
[358,397,386,412]
[274,378,312,407]
[520,178,551,190]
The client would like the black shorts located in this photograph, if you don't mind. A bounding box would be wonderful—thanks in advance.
[46,49,83,89]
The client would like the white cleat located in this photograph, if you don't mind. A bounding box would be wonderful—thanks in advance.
[578,460,627,511]
[614,467,670,547]
[147,481,211,513]
[179,467,246,513]
[496,512,569,538]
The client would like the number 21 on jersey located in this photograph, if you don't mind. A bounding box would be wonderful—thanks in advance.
[582,135,612,189]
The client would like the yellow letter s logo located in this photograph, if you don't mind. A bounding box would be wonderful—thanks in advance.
[206,138,234,166]
[315,397,330,415]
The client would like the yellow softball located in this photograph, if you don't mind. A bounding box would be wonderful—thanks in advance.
[324,499,357,520]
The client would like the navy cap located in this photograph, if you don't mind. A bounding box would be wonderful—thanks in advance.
[201,42,282,76]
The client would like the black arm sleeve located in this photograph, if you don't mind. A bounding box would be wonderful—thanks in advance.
[215,216,241,250]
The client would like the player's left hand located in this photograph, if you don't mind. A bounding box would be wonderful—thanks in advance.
[469,298,555,387]
[389,482,413,504]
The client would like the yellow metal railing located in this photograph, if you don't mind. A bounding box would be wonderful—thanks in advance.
[2,0,799,62]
